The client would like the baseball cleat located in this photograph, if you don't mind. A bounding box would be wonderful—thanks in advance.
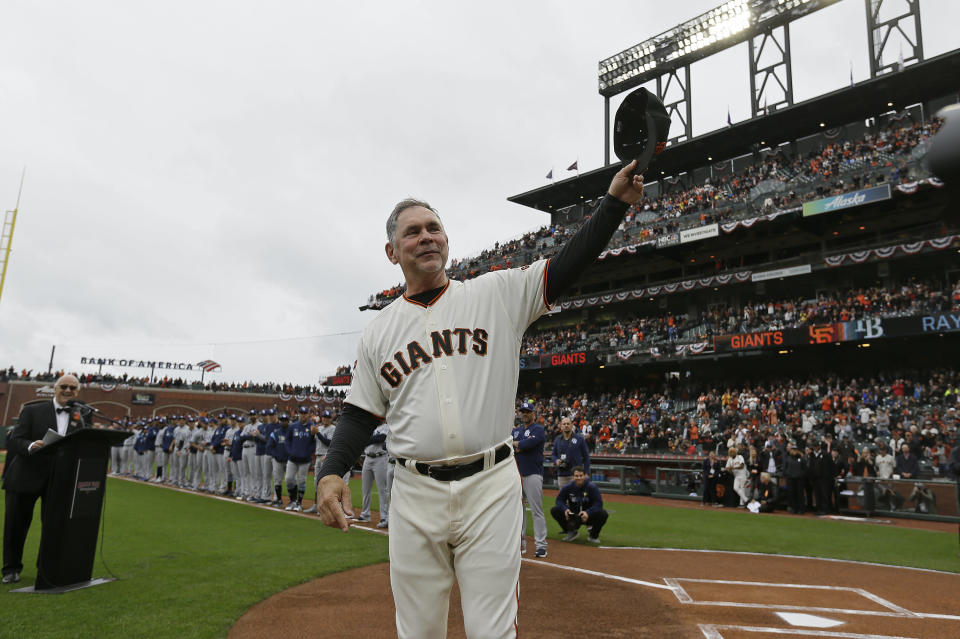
[292,503,302,512]
[352,515,370,523]
[562,530,579,542]
[284,502,295,511]
[303,504,318,514]
[587,536,600,544]
[376,520,389,529]
[1,572,20,584]
[534,548,547,558]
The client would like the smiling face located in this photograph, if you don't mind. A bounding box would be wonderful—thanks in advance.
[55,374,80,406]
[385,205,449,294]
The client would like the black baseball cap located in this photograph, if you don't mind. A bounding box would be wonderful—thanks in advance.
[613,87,671,173]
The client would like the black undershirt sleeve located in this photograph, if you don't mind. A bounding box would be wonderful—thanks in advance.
[544,193,630,305]
[317,403,381,480]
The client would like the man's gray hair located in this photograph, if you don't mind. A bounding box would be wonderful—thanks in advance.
[386,198,440,246]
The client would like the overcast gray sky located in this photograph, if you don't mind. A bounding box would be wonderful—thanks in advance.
[1,0,956,386]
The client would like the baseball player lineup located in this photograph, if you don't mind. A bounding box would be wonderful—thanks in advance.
[107,408,386,515]
[106,397,584,538]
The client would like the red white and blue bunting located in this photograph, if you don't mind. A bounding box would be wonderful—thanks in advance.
[560,271,751,311]
[825,234,959,267]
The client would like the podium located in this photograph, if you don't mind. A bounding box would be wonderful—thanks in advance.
[15,427,131,593]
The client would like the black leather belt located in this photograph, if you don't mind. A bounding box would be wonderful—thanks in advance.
[398,443,511,482]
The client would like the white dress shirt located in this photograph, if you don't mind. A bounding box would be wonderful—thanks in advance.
[54,399,70,435]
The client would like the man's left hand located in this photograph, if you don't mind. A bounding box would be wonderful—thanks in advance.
[579,511,588,523]
[607,159,645,204]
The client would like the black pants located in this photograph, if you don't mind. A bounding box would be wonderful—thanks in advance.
[702,479,717,505]
[786,477,805,513]
[2,489,45,576]
[815,478,836,513]
[550,505,608,538]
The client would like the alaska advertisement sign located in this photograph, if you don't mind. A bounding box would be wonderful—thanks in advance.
[802,184,891,217]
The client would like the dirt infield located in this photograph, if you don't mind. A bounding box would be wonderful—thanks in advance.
[229,518,960,639]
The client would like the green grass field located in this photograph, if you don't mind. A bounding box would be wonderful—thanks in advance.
[1,477,958,639]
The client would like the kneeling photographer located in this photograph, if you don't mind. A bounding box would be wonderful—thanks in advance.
[550,466,609,543]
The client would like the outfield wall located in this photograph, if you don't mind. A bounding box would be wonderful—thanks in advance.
[0,381,340,427]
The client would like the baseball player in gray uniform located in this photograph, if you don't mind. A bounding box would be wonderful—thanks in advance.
[357,422,391,527]
[201,417,217,492]
[122,426,137,476]
[304,410,349,514]
[217,413,235,495]
[239,410,260,501]
[188,419,205,490]
[258,410,276,502]
[316,162,644,638]
[152,419,167,483]
[172,417,189,487]
[110,436,123,476]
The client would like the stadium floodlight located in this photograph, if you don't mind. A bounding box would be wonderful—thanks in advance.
[598,0,842,97]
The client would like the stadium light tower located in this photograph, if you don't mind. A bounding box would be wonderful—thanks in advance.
[598,0,927,164]
[865,0,924,77]
[0,168,25,308]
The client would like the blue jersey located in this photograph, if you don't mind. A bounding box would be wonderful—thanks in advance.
[161,426,177,453]
[254,422,272,455]
[555,479,603,516]
[143,426,157,451]
[211,424,228,454]
[267,424,290,462]
[552,432,590,476]
[285,420,315,463]
[512,423,545,477]
[229,429,244,461]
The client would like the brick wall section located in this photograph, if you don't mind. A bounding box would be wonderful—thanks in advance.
[0,381,341,427]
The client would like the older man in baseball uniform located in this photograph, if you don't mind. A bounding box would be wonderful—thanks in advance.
[317,161,645,638]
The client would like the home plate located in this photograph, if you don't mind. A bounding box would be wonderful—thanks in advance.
[777,612,844,628]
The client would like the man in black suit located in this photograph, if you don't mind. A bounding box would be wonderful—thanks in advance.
[2,374,89,584]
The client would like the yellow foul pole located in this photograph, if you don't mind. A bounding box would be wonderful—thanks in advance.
[0,168,26,306]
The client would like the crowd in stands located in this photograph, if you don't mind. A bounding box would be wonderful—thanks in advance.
[368,117,942,308]
[518,369,959,484]
[521,278,960,355]
[0,366,347,399]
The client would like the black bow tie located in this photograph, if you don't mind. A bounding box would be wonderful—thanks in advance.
[56,407,70,414]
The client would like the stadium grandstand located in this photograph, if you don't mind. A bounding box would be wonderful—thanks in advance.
[356,30,960,519]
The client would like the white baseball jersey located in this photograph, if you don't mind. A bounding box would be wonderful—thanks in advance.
[315,423,336,456]
[241,420,259,446]
[346,259,549,463]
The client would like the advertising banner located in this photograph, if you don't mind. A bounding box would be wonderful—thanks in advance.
[537,351,594,368]
[656,232,680,248]
[802,184,891,217]
[751,264,812,282]
[713,324,845,353]
[679,223,719,244]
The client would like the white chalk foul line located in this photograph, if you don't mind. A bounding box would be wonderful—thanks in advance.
[521,558,675,590]
[600,546,960,577]
[698,624,918,639]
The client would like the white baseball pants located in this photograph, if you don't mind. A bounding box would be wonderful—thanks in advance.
[390,454,522,639]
